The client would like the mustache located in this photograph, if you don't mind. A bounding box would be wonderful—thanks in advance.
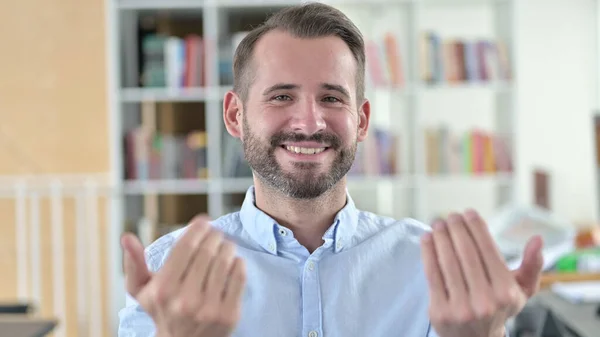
[269,132,342,149]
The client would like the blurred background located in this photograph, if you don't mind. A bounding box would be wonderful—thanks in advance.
[1,0,600,336]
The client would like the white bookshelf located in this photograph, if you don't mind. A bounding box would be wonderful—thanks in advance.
[106,0,517,332]
[107,0,518,245]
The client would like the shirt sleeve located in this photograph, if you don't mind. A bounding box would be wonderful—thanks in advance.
[117,293,157,337]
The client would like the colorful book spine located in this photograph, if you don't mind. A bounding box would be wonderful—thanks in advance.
[424,126,512,175]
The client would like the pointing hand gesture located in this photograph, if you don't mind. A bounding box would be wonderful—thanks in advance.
[121,216,247,337]
[421,209,544,337]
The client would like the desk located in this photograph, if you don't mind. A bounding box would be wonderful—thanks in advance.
[533,290,600,337]
[540,272,600,290]
[0,315,56,337]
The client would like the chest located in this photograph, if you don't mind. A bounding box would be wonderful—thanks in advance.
[232,244,431,337]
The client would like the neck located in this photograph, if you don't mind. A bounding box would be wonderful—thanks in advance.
[253,176,348,253]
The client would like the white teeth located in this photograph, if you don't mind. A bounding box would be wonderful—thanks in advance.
[285,146,326,155]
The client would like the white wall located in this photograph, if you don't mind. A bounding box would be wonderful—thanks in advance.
[514,0,599,225]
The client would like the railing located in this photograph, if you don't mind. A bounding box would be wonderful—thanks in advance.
[0,174,123,337]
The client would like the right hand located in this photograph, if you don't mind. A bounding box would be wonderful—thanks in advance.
[121,215,247,337]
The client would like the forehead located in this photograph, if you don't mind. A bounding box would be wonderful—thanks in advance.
[251,29,357,89]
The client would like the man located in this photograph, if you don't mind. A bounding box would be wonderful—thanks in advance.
[118,3,544,337]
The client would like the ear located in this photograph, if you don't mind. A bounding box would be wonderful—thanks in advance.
[357,98,370,142]
[223,90,243,139]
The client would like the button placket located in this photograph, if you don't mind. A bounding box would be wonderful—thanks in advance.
[302,258,322,337]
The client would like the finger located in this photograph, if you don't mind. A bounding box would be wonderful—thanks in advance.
[121,233,151,297]
[193,229,225,292]
[446,213,491,294]
[514,235,544,297]
[222,258,247,317]
[420,232,448,306]
[157,215,212,283]
[463,209,512,283]
[431,220,468,303]
[174,229,224,313]
[204,240,237,305]
[180,228,224,293]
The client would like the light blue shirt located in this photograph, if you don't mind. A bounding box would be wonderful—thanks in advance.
[118,186,496,337]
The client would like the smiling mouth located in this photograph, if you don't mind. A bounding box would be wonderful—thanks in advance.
[281,145,328,155]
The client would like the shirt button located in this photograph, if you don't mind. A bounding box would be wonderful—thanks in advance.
[268,242,275,251]
[336,241,343,250]
[279,228,287,236]
[307,261,315,271]
[308,331,318,337]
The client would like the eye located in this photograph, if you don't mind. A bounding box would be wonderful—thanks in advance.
[272,95,292,101]
[323,96,342,103]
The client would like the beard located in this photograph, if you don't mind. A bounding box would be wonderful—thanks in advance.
[241,115,357,199]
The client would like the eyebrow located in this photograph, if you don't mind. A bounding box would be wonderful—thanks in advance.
[262,82,350,99]
[262,83,299,96]
[321,83,350,99]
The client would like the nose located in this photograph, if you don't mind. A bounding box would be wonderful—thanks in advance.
[289,99,326,135]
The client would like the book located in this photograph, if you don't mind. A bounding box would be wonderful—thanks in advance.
[419,31,511,85]
[124,128,208,180]
[364,32,405,89]
[423,126,513,175]
[138,14,207,88]
[349,128,401,176]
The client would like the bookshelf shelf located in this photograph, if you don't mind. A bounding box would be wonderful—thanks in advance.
[424,172,513,185]
[365,86,411,96]
[120,176,420,195]
[364,82,511,96]
[218,177,255,193]
[120,86,230,102]
[347,176,415,189]
[118,82,509,103]
[417,81,512,92]
[122,179,211,194]
[122,178,257,195]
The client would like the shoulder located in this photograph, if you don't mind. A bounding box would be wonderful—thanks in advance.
[356,209,432,237]
[143,212,242,272]
[351,211,433,284]
[353,210,432,247]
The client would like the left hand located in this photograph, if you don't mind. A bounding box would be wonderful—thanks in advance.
[420,209,544,337]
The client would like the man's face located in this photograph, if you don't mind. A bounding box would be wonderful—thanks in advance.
[237,30,369,199]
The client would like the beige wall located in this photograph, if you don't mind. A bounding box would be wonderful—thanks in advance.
[0,0,110,336]
[0,1,109,174]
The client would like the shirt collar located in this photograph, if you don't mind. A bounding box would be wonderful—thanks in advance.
[239,185,360,255]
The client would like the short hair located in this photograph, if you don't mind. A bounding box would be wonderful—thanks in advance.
[232,2,366,105]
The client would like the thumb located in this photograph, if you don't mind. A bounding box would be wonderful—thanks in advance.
[513,235,544,297]
[121,233,152,297]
